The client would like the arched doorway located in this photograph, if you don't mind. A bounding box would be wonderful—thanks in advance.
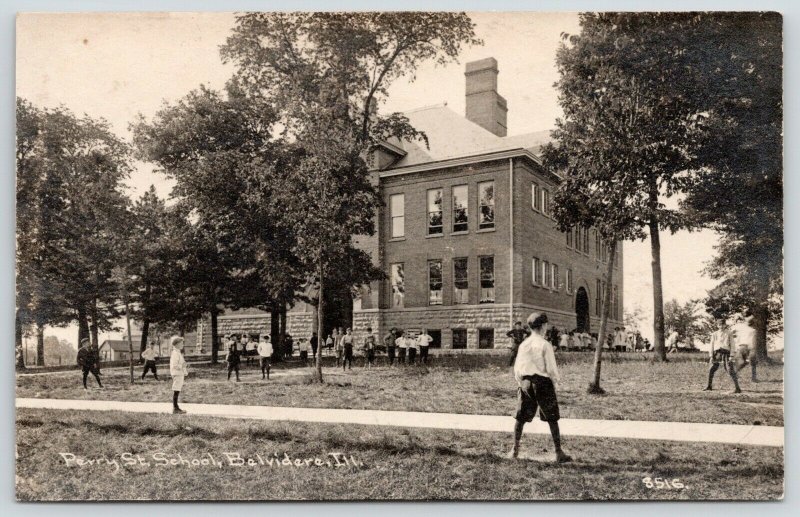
[575,287,590,333]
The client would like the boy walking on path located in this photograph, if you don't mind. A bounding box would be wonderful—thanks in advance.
[506,321,531,366]
[384,328,397,365]
[342,328,354,370]
[509,312,572,463]
[77,338,103,390]
[704,319,742,393]
[140,342,159,380]
[363,327,377,369]
[169,336,188,414]
[226,342,242,382]
[258,335,273,380]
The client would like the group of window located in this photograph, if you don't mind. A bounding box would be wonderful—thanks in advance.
[567,226,591,254]
[531,182,552,217]
[594,280,620,319]
[390,182,495,239]
[390,257,495,308]
[594,231,615,264]
[531,257,570,292]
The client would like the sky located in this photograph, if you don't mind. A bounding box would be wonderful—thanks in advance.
[17,12,722,347]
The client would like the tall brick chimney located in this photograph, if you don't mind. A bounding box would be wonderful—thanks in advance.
[465,57,508,137]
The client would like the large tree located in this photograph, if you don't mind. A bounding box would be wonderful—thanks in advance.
[681,13,782,361]
[220,12,481,381]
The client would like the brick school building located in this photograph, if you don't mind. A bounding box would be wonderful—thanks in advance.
[198,57,623,352]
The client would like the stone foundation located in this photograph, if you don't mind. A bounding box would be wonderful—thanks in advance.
[196,312,315,351]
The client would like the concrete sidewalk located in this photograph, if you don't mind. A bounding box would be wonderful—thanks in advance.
[16,397,783,448]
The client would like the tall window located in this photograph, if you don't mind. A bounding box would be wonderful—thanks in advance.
[478,181,495,230]
[595,230,601,258]
[427,189,443,235]
[390,194,404,238]
[452,185,468,232]
[532,182,540,211]
[428,260,443,305]
[542,188,550,216]
[574,227,581,251]
[453,257,469,304]
[583,227,590,253]
[551,264,559,290]
[566,229,573,248]
[452,329,467,349]
[479,329,494,349]
[543,260,551,289]
[532,257,541,285]
[566,269,573,294]
[479,256,495,303]
[391,263,405,308]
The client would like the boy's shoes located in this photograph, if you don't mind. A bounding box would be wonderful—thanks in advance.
[172,408,187,414]
[506,447,519,460]
[702,386,712,391]
[733,389,742,394]
[555,451,573,463]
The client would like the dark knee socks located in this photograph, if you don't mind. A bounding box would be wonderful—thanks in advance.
[548,421,563,452]
[173,390,180,409]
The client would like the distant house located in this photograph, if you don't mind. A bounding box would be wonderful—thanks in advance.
[98,340,138,362]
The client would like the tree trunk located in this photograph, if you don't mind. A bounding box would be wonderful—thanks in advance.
[270,308,280,355]
[140,319,150,353]
[589,242,617,394]
[751,297,770,362]
[210,310,219,364]
[315,266,324,383]
[124,298,134,384]
[36,323,45,367]
[78,305,90,346]
[15,309,26,370]
[277,306,286,363]
[89,297,99,348]
[649,215,667,362]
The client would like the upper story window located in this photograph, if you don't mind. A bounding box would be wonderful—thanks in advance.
[427,189,443,235]
[390,194,404,238]
[583,227,590,253]
[478,181,495,230]
[543,260,551,288]
[551,263,559,290]
[479,256,495,303]
[542,188,551,217]
[453,257,469,304]
[566,269,573,294]
[428,260,443,305]
[566,229,573,248]
[532,257,541,285]
[532,182,541,211]
[391,263,405,308]
[452,185,468,233]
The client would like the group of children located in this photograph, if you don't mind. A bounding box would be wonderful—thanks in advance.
[222,334,274,382]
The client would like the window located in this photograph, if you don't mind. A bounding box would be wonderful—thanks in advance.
[479,329,494,349]
[566,269,573,294]
[453,185,468,232]
[574,227,581,251]
[543,260,551,288]
[532,257,541,285]
[390,194,404,238]
[566,229,573,248]
[479,256,495,303]
[453,257,469,304]
[583,227,590,254]
[478,181,495,230]
[551,264,559,290]
[532,182,540,211]
[427,330,442,349]
[542,188,550,216]
[391,263,405,308]
[428,260,443,305]
[452,329,467,349]
[427,189,443,235]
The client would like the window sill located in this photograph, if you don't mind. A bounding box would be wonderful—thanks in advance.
[425,233,444,239]
[450,231,469,236]
[388,237,406,242]
[476,227,496,233]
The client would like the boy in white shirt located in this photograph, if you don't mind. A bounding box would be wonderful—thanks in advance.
[704,319,741,393]
[396,331,408,365]
[169,336,188,414]
[258,335,273,380]
[509,312,571,463]
[417,330,433,364]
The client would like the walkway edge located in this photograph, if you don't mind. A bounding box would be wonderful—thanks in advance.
[16,397,784,448]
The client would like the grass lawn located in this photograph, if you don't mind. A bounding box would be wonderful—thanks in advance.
[16,408,783,501]
[16,353,784,426]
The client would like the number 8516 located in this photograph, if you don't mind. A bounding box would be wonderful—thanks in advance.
[642,477,685,489]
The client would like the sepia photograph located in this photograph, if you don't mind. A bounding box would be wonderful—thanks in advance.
[14,10,783,501]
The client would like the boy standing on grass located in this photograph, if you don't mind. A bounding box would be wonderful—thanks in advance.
[363,327,377,369]
[418,330,433,364]
[298,338,309,366]
[396,330,407,365]
[509,312,572,463]
[384,328,397,365]
[169,336,188,414]
[341,328,354,370]
[140,342,159,380]
[734,314,758,382]
[77,338,103,390]
[258,335,273,380]
[506,321,531,366]
[226,341,242,382]
[704,319,741,393]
